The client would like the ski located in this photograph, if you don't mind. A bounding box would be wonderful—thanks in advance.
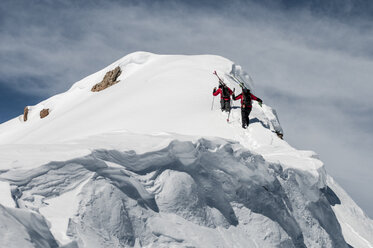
[232,74,246,88]
[227,74,245,89]
[213,70,226,86]
[235,73,254,88]
[215,70,246,89]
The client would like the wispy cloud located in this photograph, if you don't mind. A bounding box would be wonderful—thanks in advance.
[0,0,373,216]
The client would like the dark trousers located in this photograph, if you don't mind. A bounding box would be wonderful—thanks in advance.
[241,107,252,128]
[220,99,231,112]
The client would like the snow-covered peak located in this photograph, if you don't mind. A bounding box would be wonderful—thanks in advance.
[0,52,372,248]
[0,51,324,189]
[0,52,264,143]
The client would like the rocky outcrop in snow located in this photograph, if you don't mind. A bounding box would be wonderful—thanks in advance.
[23,106,29,122]
[40,108,49,119]
[91,66,122,92]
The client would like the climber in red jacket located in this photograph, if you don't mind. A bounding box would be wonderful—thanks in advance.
[213,83,233,112]
[232,88,262,129]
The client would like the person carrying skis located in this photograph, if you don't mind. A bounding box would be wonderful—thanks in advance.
[213,82,233,112]
[232,88,262,129]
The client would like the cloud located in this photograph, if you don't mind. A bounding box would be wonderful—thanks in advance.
[0,0,373,216]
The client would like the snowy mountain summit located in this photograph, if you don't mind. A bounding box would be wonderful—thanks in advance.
[0,52,372,248]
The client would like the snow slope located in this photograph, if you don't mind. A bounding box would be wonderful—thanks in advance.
[0,52,372,248]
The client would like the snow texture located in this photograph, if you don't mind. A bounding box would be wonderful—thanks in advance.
[0,52,372,248]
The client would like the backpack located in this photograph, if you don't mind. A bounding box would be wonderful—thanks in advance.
[242,91,252,107]
[222,86,230,98]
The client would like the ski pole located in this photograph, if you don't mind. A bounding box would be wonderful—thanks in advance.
[227,98,233,122]
[211,96,215,110]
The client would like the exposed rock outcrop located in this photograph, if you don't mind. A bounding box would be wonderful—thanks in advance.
[91,66,122,92]
[23,107,29,122]
[276,131,284,140]
[40,109,49,119]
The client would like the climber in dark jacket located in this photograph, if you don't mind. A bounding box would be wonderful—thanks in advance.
[232,88,262,129]
[213,83,233,112]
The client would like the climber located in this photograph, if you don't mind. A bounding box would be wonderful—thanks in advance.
[213,82,233,112]
[232,88,262,129]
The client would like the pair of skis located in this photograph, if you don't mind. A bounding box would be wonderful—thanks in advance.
[214,70,245,87]
[227,74,246,89]
[214,70,245,89]
[224,72,263,108]
[213,70,226,86]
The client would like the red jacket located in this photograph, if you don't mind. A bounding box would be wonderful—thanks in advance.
[213,86,233,100]
[233,92,261,108]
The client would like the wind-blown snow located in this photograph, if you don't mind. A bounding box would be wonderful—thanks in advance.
[0,52,372,248]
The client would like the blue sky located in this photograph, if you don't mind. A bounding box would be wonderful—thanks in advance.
[1,0,373,216]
